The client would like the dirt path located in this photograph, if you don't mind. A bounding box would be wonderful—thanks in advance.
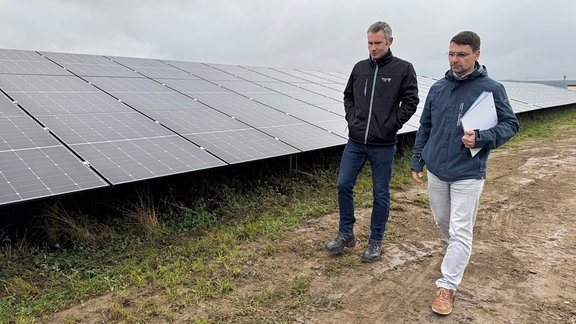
[46,134,576,323]
[307,136,576,323]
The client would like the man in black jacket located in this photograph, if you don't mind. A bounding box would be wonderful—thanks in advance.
[326,21,419,262]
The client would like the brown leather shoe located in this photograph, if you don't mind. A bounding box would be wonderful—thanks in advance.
[431,287,454,315]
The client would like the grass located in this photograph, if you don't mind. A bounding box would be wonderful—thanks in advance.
[507,104,576,144]
[0,105,575,322]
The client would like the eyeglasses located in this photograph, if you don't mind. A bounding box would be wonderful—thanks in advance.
[448,52,471,58]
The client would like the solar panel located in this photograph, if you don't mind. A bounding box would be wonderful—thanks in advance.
[40,51,143,78]
[0,95,107,205]
[1,47,576,207]
[0,49,69,76]
[286,82,344,101]
[275,68,337,84]
[217,80,345,135]
[313,120,349,138]
[157,78,226,94]
[508,99,536,113]
[215,80,270,93]
[254,80,315,94]
[0,74,98,92]
[185,91,293,125]
[0,72,225,186]
[0,60,67,76]
[158,78,346,149]
[256,81,341,107]
[9,91,131,116]
[259,123,345,151]
[162,60,211,72]
[166,80,341,127]
[85,76,176,94]
[209,64,275,82]
[165,61,240,81]
[244,66,305,83]
[109,56,198,80]
[320,82,346,93]
[218,80,335,110]
[81,77,299,163]
[297,70,349,83]
[69,136,222,184]
[190,128,298,162]
[502,81,576,108]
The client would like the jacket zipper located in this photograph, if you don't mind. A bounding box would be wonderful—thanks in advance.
[364,65,378,144]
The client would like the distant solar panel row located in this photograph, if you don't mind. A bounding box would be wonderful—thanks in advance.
[1,48,576,206]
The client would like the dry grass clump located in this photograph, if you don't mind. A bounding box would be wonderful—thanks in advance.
[41,202,111,248]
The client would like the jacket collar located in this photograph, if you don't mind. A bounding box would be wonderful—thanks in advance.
[445,62,487,81]
[370,50,394,67]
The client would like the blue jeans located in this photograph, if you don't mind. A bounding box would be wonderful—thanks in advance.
[337,140,396,243]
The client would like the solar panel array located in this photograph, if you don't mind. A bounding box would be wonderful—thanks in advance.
[1,48,576,206]
[501,81,576,112]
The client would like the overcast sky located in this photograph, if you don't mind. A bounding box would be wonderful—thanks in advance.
[1,0,574,81]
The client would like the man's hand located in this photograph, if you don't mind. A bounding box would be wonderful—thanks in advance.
[411,171,424,184]
[462,130,476,149]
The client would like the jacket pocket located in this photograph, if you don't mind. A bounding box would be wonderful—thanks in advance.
[383,109,400,132]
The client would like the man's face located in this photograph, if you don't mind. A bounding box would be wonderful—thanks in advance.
[448,42,480,77]
[368,30,392,60]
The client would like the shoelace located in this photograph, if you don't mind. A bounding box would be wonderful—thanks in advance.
[367,243,380,252]
[337,234,352,242]
[436,289,453,302]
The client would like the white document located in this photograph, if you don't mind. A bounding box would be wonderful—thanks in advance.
[461,91,498,157]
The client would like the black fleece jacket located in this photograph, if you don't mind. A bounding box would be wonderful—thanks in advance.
[343,50,419,145]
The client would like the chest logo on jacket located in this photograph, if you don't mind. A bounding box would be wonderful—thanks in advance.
[381,77,392,82]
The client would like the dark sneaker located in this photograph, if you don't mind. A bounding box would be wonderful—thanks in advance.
[431,287,454,315]
[362,240,382,262]
[325,233,356,254]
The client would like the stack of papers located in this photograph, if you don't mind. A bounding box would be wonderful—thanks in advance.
[461,91,498,157]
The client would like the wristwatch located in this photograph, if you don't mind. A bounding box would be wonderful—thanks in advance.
[474,129,481,141]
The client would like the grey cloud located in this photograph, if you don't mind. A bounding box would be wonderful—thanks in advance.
[0,0,574,80]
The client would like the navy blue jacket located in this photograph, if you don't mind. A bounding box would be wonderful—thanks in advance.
[411,64,519,181]
[344,50,419,145]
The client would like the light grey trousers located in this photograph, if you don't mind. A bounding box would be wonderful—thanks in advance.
[427,171,485,291]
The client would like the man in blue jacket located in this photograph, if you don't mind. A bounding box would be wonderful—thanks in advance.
[411,31,519,315]
[325,21,419,262]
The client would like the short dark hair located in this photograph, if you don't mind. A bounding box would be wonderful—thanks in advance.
[367,21,393,41]
[451,31,481,52]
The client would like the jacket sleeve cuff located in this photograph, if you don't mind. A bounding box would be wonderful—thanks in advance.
[411,157,424,172]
